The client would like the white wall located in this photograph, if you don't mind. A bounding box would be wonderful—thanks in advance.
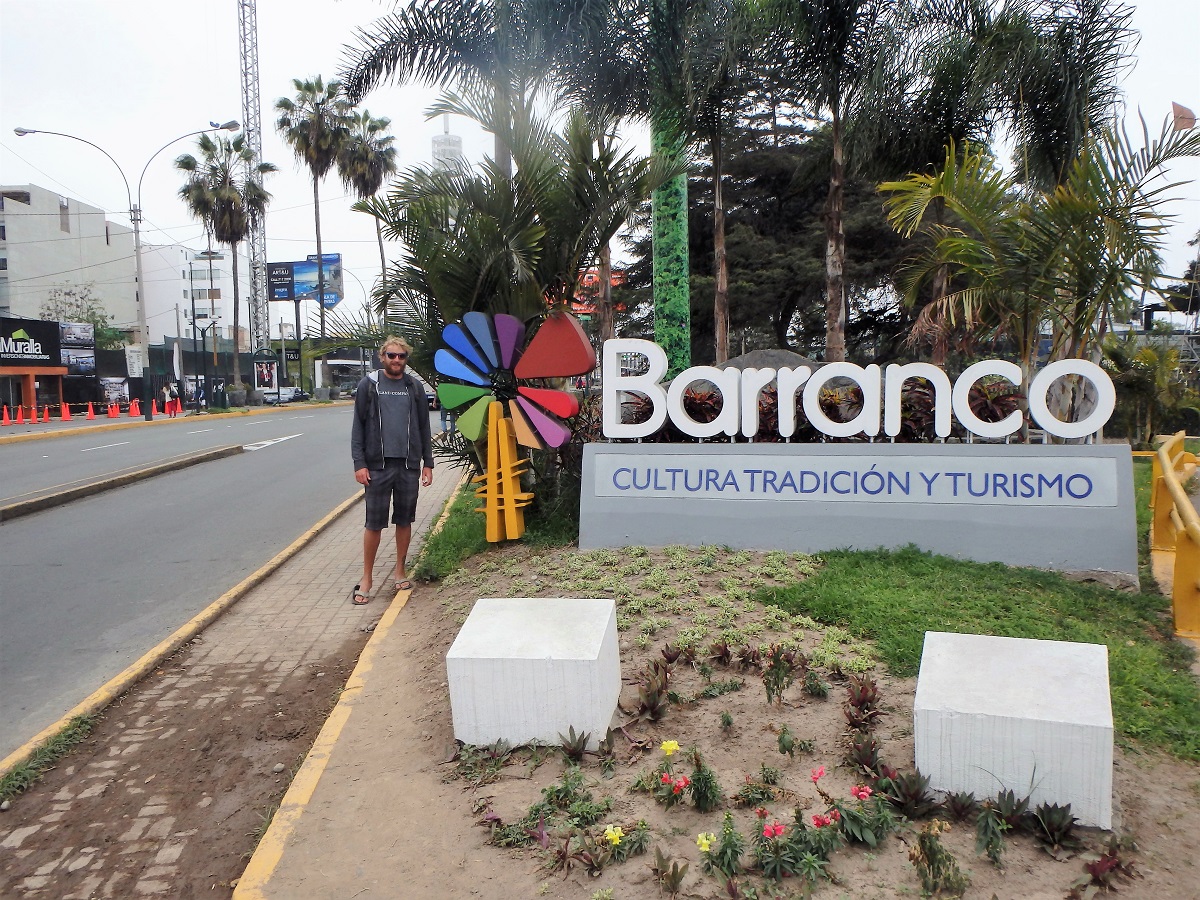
[0,184,136,331]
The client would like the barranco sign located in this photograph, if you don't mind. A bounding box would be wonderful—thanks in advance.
[600,339,1115,441]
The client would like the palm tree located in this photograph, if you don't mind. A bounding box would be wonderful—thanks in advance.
[762,0,905,363]
[357,90,674,378]
[339,109,399,279]
[341,0,736,375]
[880,122,1200,425]
[275,75,352,339]
[175,133,276,390]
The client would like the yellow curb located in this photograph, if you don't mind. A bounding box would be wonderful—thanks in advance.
[0,444,244,523]
[234,479,462,900]
[0,490,364,781]
[0,401,353,445]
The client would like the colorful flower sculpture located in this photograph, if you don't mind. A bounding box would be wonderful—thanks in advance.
[433,310,596,449]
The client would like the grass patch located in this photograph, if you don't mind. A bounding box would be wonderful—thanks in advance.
[413,483,489,581]
[760,545,1200,760]
[1,714,96,802]
[1133,457,1155,592]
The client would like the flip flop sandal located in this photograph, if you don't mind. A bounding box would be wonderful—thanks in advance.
[394,579,414,592]
[350,584,371,605]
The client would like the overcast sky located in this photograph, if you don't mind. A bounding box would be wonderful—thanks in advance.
[1,0,1197,336]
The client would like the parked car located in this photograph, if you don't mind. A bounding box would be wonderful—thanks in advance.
[264,386,310,404]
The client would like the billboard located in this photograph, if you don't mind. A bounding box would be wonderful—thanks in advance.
[268,253,344,309]
[0,317,61,368]
[59,321,96,376]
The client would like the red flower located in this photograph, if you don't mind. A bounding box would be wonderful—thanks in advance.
[661,772,672,784]
[812,814,831,828]
[673,784,684,795]
[851,785,873,800]
[754,807,769,819]
[772,822,786,838]
[763,824,774,838]
[830,809,841,822]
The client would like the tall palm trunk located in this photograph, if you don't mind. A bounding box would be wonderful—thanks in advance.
[652,123,691,377]
[596,242,615,343]
[824,100,847,362]
[375,217,387,279]
[230,245,243,387]
[313,176,326,338]
[712,128,729,364]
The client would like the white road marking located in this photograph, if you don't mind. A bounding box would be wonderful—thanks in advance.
[187,428,213,434]
[243,433,302,452]
[80,441,130,453]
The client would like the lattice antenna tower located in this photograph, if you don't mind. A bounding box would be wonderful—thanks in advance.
[238,0,270,350]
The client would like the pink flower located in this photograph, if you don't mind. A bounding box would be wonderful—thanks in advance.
[677,776,690,788]
[810,766,825,783]
[763,824,774,838]
[772,822,786,838]
[830,809,841,822]
[754,807,769,819]
[851,785,873,800]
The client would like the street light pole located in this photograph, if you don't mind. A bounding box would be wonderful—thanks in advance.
[14,121,239,420]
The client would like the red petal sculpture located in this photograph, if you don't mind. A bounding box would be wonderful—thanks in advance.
[513,311,596,379]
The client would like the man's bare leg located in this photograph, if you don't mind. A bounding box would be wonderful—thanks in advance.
[393,524,413,587]
[361,528,382,594]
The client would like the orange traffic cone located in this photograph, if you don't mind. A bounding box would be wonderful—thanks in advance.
[17,406,26,424]
[2,405,10,426]
[86,402,96,420]
[43,406,51,423]
[107,403,116,418]
[151,399,159,416]
[61,402,71,421]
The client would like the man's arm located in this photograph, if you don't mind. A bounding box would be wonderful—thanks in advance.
[350,381,368,474]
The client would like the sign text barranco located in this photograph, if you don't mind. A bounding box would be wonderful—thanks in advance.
[600,339,1116,441]
[580,339,1137,584]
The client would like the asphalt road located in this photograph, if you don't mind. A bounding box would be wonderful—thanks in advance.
[0,408,333,505]
[0,405,377,759]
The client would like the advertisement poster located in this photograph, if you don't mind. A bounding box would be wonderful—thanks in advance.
[0,317,60,368]
[254,361,276,390]
[267,254,343,308]
[100,377,129,403]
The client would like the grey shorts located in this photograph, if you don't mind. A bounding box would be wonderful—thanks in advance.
[363,458,419,530]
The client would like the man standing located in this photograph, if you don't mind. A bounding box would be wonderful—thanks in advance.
[350,336,434,605]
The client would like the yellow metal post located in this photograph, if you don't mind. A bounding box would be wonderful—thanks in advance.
[1172,530,1200,638]
[471,401,534,542]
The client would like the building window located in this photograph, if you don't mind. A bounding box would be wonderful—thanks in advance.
[0,224,6,241]
[183,290,189,300]
[105,224,110,245]
[0,258,7,271]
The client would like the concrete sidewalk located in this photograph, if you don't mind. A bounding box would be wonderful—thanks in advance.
[0,454,461,898]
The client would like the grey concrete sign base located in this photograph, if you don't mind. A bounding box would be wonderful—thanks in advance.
[579,442,1137,582]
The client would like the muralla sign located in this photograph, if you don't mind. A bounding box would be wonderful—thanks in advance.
[579,339,1137,583]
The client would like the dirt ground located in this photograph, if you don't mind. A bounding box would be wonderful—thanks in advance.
[403,543,1200,899]
[4,541,1199,900]
[0,633,365,898]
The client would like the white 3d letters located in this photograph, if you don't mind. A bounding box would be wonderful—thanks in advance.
[600,339,1115,441]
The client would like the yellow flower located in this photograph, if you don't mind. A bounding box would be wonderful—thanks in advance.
[660,740,680,757]
[696,832,715,853]
[604,824,624,846]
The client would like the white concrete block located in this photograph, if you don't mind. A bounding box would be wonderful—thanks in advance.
[446,598,621,750]
[914,631,1112,829]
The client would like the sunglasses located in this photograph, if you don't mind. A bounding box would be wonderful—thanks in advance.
[384,351,408,360]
